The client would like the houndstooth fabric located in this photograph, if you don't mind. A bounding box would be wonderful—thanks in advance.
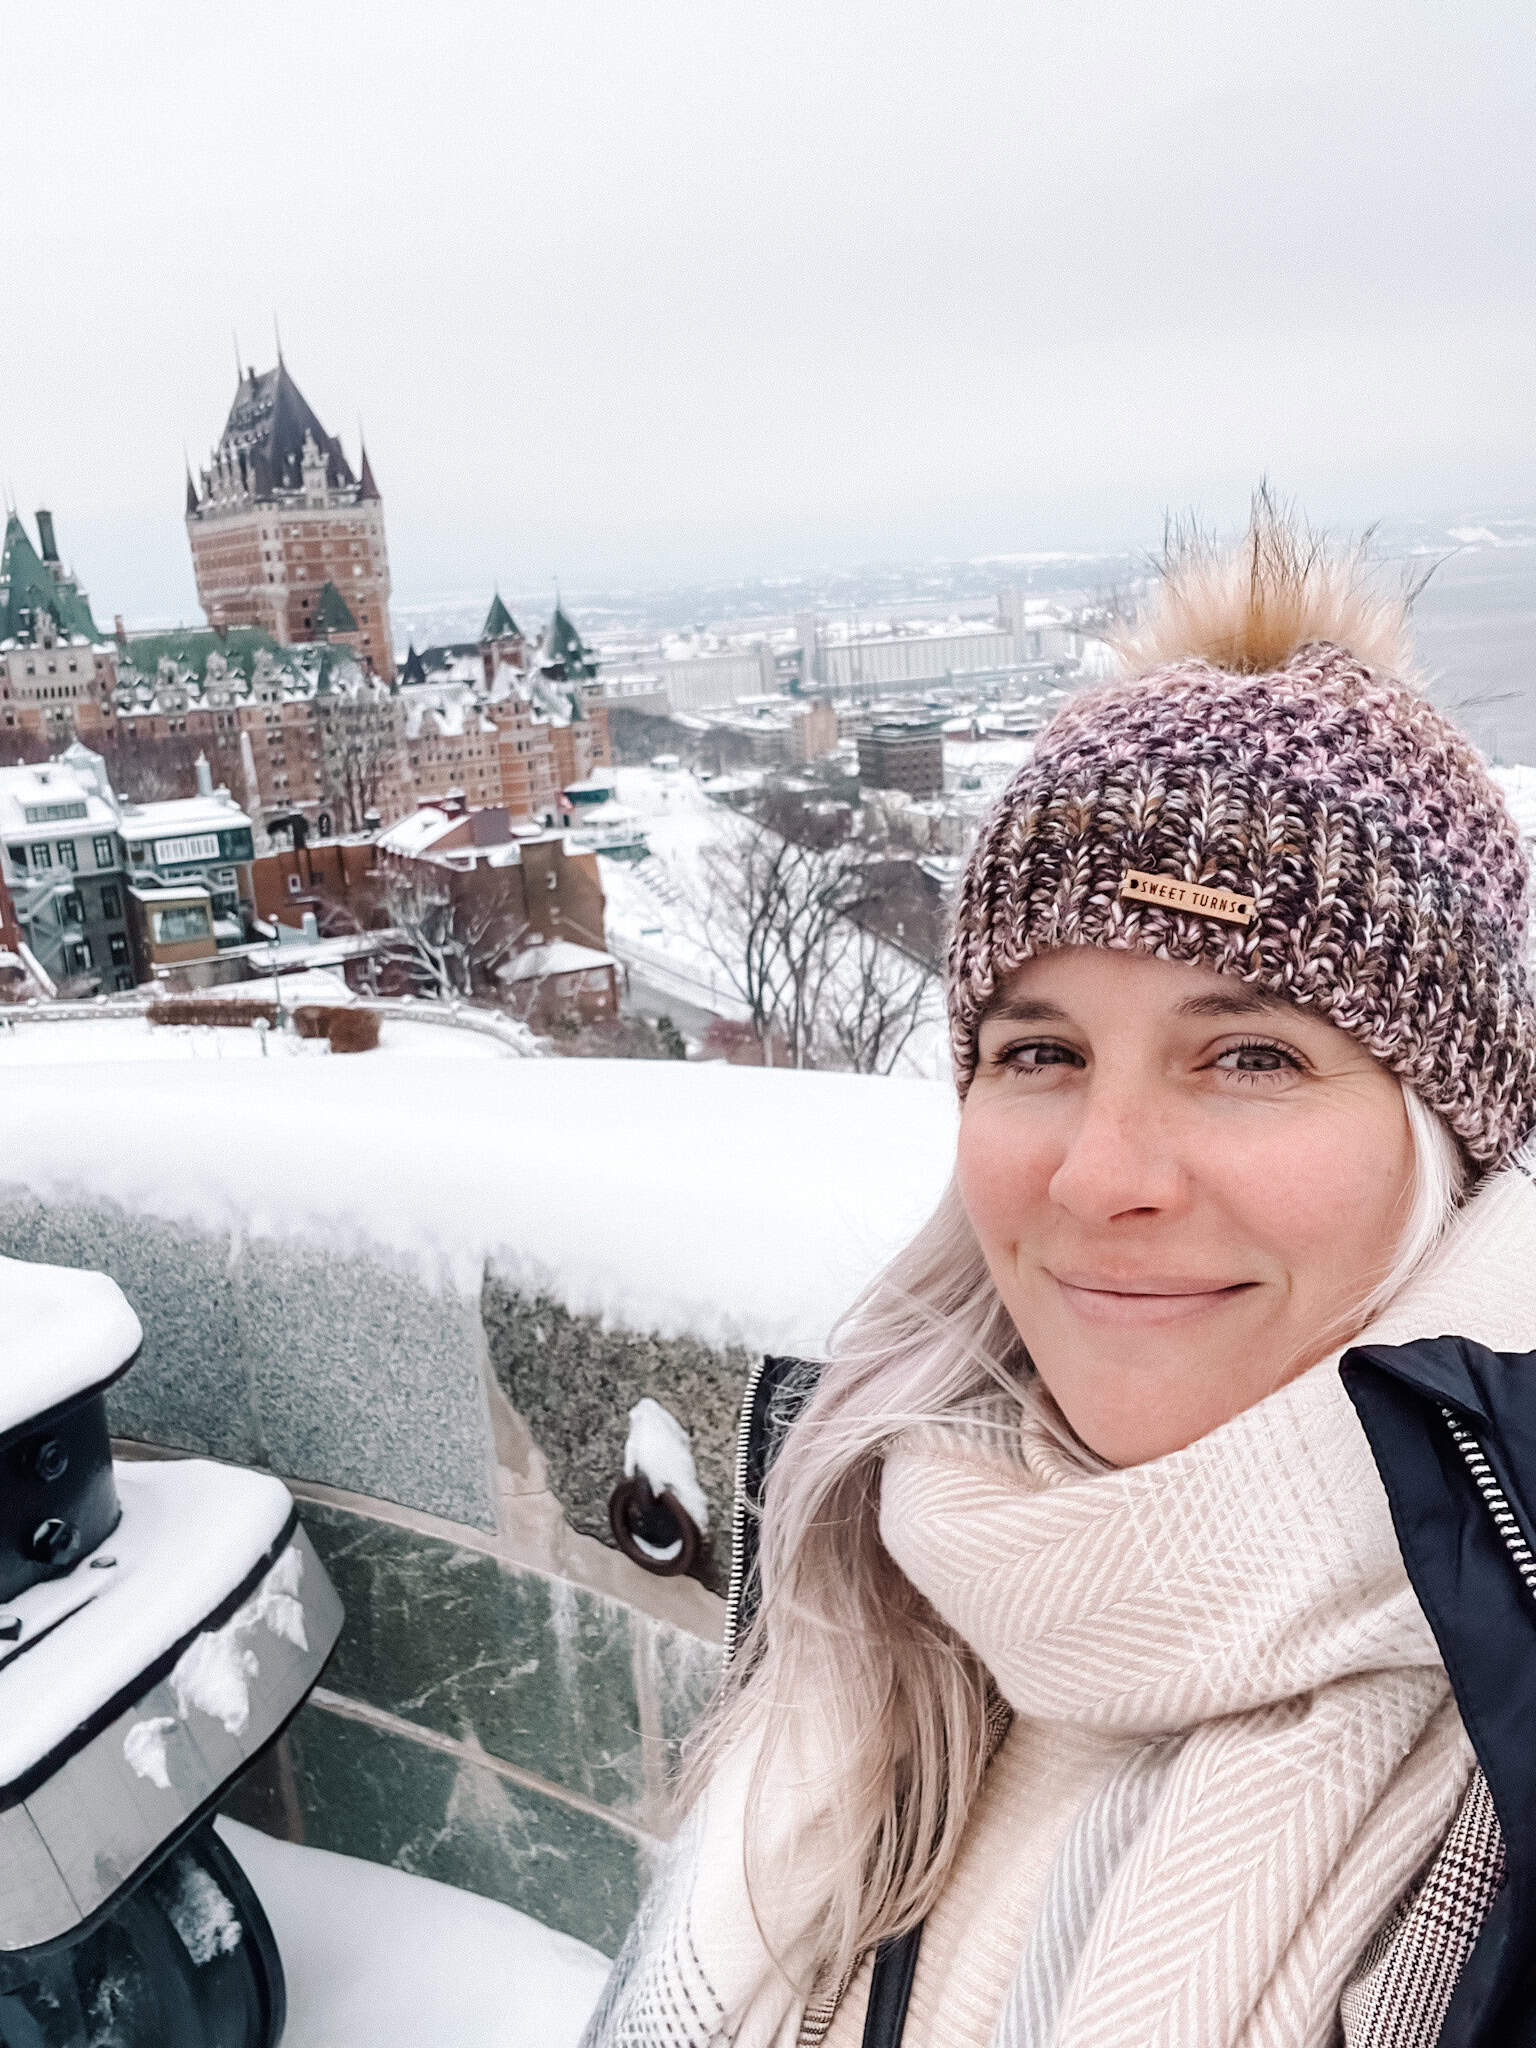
[947,644,1536,1169]
[1340,1767,1506,2048]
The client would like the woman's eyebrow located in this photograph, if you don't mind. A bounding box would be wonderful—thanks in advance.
[980,989,1289,1027]
[979,997,1069,1025]
[1175,990,1289,1019]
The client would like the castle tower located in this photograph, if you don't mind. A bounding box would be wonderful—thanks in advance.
[185,359,396,680]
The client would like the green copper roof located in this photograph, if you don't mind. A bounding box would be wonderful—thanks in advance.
[542,603,598,680]
[481,591,520,641]
[312,581,359,636]
[0,513,101,644]
[121,624,289,684]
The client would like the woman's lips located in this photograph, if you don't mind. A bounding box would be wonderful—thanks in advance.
[1048,1275,1256,1325]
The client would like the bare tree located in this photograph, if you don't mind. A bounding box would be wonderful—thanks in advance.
[695,807,939,1071]
[818,921,939,1075]
[356,861,529,1001]
[317,689,400,833]
[94,727,203,802]
[696,820,850,1066]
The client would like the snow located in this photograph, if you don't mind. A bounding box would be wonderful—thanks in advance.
[598,766,951,1078]
[0,1253,142,1435]
[1493,764,1536,841]
[944,737,1035,776]
[0,761,118,837]
[164,1546,308,1737]
[167,1863,244,1966]
[0,1058,957,1354]
[118,794,250,841]
[200,966,358,1007]
[217,1818,610,2048]
[123,1715,178,1790]
[500,940,617,981]
[0,1459,293,1786]
[376,806,462,857]
[624,1397,709,1532]
[0,1014,510,1064]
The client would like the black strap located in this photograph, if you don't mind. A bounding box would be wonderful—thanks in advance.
[862,1925,923,2047]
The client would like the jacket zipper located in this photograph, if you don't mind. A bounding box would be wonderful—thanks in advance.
[1440,1404,1536,1599]
[722,1354,768,1669]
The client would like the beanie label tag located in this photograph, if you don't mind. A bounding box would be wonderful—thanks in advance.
[1119,869,1257,926]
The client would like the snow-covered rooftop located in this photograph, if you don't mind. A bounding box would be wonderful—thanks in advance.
[376,807,463,857]
[0,1058,957,1354]
[118,793,251,841]
[0,763,117,838]
[499,941,617,981]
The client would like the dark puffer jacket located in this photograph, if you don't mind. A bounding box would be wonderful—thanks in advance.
[724,1341,1536,2048]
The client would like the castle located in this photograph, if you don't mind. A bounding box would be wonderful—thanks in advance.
[186,358,395,680]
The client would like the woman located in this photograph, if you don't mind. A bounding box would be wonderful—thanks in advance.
[584,507,1536,2048]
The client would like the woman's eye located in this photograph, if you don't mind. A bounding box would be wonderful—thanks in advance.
[1214,1040,1303,1080]
[998,1040,1082,1074]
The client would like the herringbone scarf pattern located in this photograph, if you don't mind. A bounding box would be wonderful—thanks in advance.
[878,1361,1473,2048]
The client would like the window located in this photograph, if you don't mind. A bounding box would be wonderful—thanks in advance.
[9,843,25,869]
[93,835,115,866]
[57,839,78,872]
[65,941,90,975]
[286,874,301,894]
[62,894,83,925]
[113,970,134,993]
[108,933,130,967]
[151,903,211,945]
[30,842,51,869]
[100,885,121,919]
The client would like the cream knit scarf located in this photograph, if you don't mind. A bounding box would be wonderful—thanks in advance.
[583,1163,1536,2048]
[879,1355,1470,2048]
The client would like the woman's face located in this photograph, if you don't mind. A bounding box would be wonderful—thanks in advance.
[957,946,1417,1466]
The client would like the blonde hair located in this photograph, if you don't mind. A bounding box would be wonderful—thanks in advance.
[678,1080,1467,2007]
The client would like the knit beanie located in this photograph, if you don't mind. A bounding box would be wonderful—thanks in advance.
[947,536,1536,1170]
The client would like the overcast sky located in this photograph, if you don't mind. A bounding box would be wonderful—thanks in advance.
[1,1,1532,625]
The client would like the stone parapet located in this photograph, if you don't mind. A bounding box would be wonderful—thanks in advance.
[0,1196,729,1956]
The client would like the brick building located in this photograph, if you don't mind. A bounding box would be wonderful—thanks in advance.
[0,511,119,748]
[0,851,27,992]
[187,357,395,680]
[856,715,945,799]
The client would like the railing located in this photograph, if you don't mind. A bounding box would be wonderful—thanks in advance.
[0,989,545,1054]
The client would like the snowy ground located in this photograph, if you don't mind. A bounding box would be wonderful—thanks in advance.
[0,1055,956,1355]
[0,1016,510,1064]
[217,1820,609,2048]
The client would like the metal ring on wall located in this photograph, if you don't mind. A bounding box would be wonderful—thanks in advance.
[607,1474,702,1578]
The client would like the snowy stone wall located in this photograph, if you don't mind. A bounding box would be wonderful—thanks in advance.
[0,1195,728,1954]
[484,1277,751,1594]
[0,1057,955,1953]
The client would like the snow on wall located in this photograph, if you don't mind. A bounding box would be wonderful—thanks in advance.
[0,1058,956,1356]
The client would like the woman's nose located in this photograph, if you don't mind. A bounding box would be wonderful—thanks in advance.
[1046,1082,1186,1224]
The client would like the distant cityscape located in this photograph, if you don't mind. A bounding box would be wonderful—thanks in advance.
[1,346,1533,1061]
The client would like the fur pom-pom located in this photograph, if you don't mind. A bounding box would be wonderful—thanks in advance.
[1112,485,1419,686]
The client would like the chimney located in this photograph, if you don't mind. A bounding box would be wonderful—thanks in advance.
[195,752,214,798]
[113,614,127,648]
[35,511,59,564]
